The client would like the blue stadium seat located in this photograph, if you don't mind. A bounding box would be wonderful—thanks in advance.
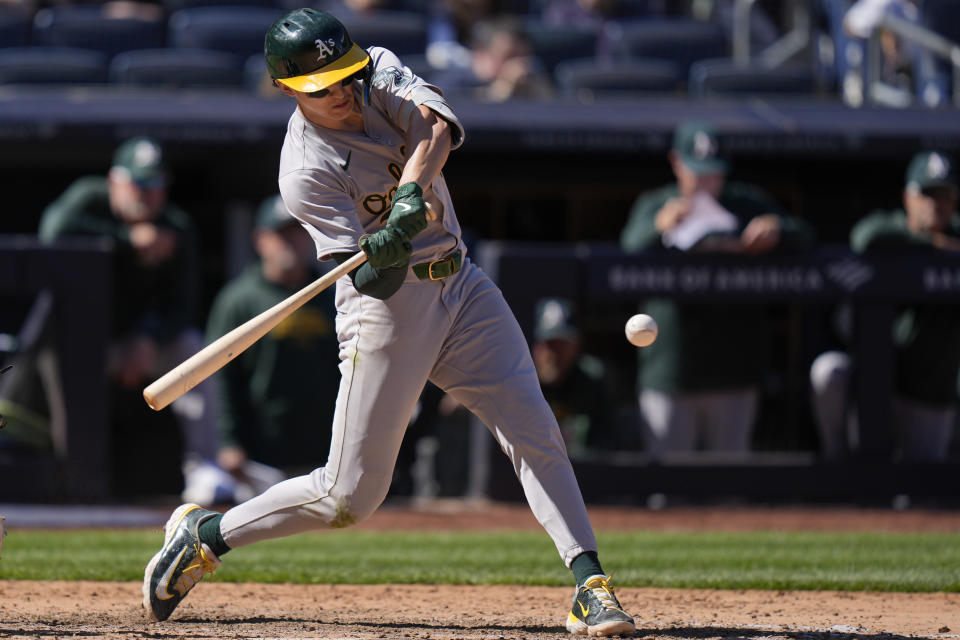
[917,0,959,106]
[688,59,817,99]
[602,18,727,76]
[163,0,280,13]
[32,6,164,57]
[0,11,31,47]
[524,22,598,74]
[0,47,108,84]
[923,0,960,44]
[340,11,427,58]
[554,57,680,98]
[244,51,269,92]
[109,48,245,88]
[167,7,285,58]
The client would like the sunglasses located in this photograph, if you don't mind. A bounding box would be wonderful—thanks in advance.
[305,73,357,99]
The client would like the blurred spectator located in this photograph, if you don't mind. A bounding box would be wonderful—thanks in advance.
[810,151,960,461]
[541,0,659,29]
[531,297,620,456]
[316,0,390,17]
[38,136,220,499]
[620,120,812,458]
[206,194,340,503]
[430,16,553,101]
[426,0,501,65]
[846,0,919,90]
[829,0,924,106]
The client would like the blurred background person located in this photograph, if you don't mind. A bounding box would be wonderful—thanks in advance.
[620,120,813,459]
[844,0,920,96]
[430,17,553,102]
[531,297,621,457]
[810,150,960,462]
[38,136,219,498]
[540,0,662,29]
[205,194,340,504]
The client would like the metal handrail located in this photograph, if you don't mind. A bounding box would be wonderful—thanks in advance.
[732,0,810,68]
[867,13,960,107]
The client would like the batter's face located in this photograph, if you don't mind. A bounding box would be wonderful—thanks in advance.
[277,74,362,131]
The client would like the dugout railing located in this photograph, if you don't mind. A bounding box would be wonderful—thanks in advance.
[0,236,112,502]
[474,241,960,506]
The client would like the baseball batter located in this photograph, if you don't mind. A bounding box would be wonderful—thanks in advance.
[143,9,634,636]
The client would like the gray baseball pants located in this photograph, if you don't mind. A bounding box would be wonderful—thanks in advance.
[220,258,597,567]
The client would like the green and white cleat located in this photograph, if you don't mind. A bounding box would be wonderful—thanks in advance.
[142,503,221,621]
[566,574,636,636]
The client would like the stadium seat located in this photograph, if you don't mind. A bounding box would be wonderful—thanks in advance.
[0,11,31,48]
[688,59,817,99]
[917,0,959,106]
[602,18,727,76]
[339,11,427,58]
[167,7,285,58]
[0,47,108,84]
[554,57,680,98]
[163,0,280,13]
[524,23,598,75]
[923,0,960,44]
[109,48,245,88]
[244,52,269,92]
[32,6,164,57]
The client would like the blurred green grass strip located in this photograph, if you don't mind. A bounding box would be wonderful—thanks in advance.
[2,529,959,591]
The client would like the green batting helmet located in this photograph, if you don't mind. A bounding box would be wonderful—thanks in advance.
[264,8,370,93]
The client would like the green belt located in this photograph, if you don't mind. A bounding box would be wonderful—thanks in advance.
[412,250,462,280]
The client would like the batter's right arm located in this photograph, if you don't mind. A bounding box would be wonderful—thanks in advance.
[398,104,452,190]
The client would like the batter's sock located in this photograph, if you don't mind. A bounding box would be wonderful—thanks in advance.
[198,514,231,557]
[571,551,604,586]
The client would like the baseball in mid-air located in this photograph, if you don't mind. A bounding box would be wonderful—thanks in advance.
[625,314,658,347]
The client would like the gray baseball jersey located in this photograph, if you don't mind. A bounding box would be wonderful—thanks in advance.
[220,47,597,568]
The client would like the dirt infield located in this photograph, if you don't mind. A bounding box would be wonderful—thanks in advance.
[2,503,960,640]
[2,581,958,639]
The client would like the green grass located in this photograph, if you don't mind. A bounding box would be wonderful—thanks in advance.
[2,529,959,592]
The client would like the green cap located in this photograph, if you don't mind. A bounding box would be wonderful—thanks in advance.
[534,297,579,342]
[672,121,728,175]
[906,151,958,192]
[112,136,166,186]
[256,194,297,230]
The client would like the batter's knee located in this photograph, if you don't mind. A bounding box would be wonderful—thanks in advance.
[328,472,393,527]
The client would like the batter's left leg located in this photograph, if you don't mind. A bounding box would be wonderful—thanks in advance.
[429,263,596,568]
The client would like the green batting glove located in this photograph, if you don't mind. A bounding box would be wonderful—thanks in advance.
[387,182,427,239]
[359,224,412,270]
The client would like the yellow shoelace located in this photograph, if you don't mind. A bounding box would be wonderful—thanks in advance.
[584,574,621,611]
[189,543,219,575]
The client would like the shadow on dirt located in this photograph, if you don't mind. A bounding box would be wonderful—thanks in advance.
[640,625,920,640]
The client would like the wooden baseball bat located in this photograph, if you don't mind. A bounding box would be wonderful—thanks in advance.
[143,251,367,411]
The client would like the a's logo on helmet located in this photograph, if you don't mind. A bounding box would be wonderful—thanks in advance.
[315,38,336,58]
